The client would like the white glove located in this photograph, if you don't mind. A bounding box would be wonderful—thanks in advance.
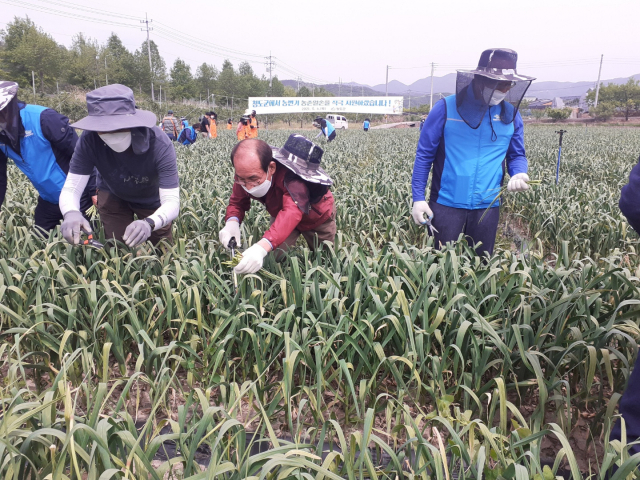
[235,243,268,274]
[219,220,242,249]
[123,219,152,247]
[411,200,434,225]
[61,210,92,245]
[507,173,530,192]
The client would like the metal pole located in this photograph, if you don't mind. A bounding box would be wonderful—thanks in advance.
[56,81,59,95]
[429,62,435,111]
[105,56,108,85]
[142,13,154,101]
[385,65,389,97]
[32,71,36,99]
[159,85,162,107]
[594,54,604,108]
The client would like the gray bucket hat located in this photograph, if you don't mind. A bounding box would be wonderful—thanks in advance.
[71,84,157,131]
[271,134,332,186]
[0,81,18,111]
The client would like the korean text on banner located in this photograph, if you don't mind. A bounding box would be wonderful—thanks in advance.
[248,96,404,115]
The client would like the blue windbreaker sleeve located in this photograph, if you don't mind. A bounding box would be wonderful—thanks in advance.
[0,150,7,207]
[505,112,528,177]
[411,100,446,202]
[620,156,640,233]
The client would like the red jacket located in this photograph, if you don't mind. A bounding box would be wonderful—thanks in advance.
[225,164,334,249]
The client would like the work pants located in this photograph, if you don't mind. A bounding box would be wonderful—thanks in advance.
[429,201,500,258]
[610,354,640,456]
[97,190,173,246]
[34,188,94,233]
[269,207,337,261]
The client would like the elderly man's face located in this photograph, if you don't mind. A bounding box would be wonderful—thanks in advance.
[233,149,276,190]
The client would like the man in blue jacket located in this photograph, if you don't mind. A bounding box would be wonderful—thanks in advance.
[314,117,336,143]
[411,48,535,257]
[0,81,95,233]
[177,123,200,146]
[612,159,640,457]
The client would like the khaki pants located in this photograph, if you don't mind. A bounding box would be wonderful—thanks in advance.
[270,207,336,261]
[97,190,173,245]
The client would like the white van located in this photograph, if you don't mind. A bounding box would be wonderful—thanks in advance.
[326,114,348,129]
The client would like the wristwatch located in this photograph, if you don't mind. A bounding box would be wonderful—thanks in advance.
[144,217,156,230]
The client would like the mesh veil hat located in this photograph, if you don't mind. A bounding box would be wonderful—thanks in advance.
[71,84,157,131]
[271,134,332,186]
[454,48,535,129]
[457,48,535,82]
[0,81,19,111]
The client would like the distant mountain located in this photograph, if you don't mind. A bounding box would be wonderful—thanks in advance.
[281,80,388,97]
[282,72,640,107]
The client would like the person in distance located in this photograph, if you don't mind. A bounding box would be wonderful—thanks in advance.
[59,84,180,248]
[248,110,259,138]
[178,122,200,146]
[411,48,534,257]
[313,117,336,143]
[219,135,336,274]
[161,109,180,141]
[0,81,95,234]
[236,113,250,141]
[208,111,218,139]
[363,118,370,132]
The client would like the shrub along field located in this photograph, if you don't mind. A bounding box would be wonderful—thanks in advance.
[1,126,640,479]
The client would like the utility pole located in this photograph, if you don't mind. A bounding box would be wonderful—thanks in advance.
[141,13,154,101]
[297,76,301,92]
[32,71,36,100]
[105,56,108,85]
[385,65,389,96]
[94,55,98,89]
[594,54,604,108]
[265,52,275,96]
[429,62,435,111]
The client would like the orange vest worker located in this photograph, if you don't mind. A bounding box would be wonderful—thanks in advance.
[249,116,258,138]
[210,118,217,138]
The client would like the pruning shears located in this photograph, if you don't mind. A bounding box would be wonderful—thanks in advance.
[81,228,104,249]
[228,236,238,293]
[421,217,438,236]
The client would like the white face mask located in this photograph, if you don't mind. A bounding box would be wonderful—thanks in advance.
[99,131,132,152]
[241,171,272,198]
[483,87,508,106]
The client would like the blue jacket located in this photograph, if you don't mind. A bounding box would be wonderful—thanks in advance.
[411,95,527,209]
[363,120,370,129]
[322,120,335,138]
[620,156,640,232]
[178,126,197,145]
[0,104,91,205]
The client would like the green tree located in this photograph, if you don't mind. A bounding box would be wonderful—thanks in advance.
[546,107,572,122]
[586,79,640,121]
[133,40,166,98]
[270,76,285,97]
[297,86,311,97]
[195,62,218,100]
[0,16,66,92]
[66,33,101,89]
[170,58,195,100]
[216,59,237,107]
[102,33,135,87]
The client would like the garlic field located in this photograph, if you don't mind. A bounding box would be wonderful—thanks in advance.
[1,126,640,479]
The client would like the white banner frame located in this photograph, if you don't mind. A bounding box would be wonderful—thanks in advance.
[248,96,404,115]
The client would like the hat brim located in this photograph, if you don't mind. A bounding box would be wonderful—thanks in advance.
[458,69,536,83]
[271,147,333,186]
[70,109,157,132]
